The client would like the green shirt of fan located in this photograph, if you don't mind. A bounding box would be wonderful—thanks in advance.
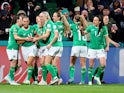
[86,25,108,49]
[17,25,35,47]
[51,21,64,47]
[70,23,87,46]
[7,24,20,50]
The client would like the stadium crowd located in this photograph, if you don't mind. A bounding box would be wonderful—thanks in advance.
[0,0,124,43]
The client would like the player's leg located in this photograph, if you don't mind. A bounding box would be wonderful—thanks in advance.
[52,47,63,85]
[38,56,48,85]
[67,46,80,84]
[87,49,96,85]
[80,57,86,84]
[32,57,39,84]
[45,55,58,85]
[94,49,106,85]
[5,49,20,85]
[38,47,48,85]
[80,46,87,84]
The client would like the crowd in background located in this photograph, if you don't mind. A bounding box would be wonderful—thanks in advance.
[0,0,124,43]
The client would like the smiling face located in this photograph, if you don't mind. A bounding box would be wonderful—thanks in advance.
[52,12,60,22]
[93,16,100,27]
[22,17,30,28]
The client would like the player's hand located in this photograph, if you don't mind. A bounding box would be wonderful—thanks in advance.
[105,46,109,52]
[17,40,25,44]
[46,44,52,49]
[26,37,33,42]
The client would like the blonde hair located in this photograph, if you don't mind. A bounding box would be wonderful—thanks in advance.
[61,14,70,35]
[54,12,70,35]
[41,11,51,20]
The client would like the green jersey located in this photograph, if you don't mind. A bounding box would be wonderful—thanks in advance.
[18,25,35,47]
[7,24,20,50]
[33,24,46,47]
[86,25,108,49]
[51,21,64,47]
[43,20,54,45]
[70,23,87,46]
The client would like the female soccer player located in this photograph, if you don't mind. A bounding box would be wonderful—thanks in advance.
[5,15,32,85]
[33,15,48,85]
[51,12,70,85]
[17,16,37,84]
[91,15,120,84]
[33,11,59,85]
[67,15,88,84]
[83,16,110,85]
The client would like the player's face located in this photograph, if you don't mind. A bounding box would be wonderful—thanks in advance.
[93,17,100,27]
[52,13,59,22]
[39,13,46,23]
[22,18,30,28]
[36,16,41,24]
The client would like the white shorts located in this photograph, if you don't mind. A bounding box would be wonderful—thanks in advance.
[47,47,63,57]
[21,45,37,61]
[87,48,106,59]
[6,49,21,60]
[71,46,87,57]
[37,46,48,58]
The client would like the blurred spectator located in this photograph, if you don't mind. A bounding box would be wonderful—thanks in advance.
[21,0,42,24]
[94,0,113,7]
[110,0,122,31]
[81,9,91,22]
[120,0,124,8]
[0,1,12,40]
[82,0,99,21]
[61,8,74,24]
[56,0,76,11]
[118,8,124,42]
[17,10,26,16]
[69,9,75,20]
[101,6,119,41]
[74,6,80,15]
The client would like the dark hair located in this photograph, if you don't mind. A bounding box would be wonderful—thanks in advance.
[95,15,104,35]
[113,0,120,9]
[10,15,20,26]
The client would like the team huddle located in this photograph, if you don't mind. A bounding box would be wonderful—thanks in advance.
[4,10,119,86]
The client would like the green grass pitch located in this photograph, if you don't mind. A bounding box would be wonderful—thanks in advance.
[0,84,124,93]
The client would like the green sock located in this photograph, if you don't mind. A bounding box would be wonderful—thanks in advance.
[34,63,38,81]
[69,66,75,80]
[27,67,33,81]
[81,68,86,83]
[9,67,15,81]
[46,64,57,79]
[41,66,47,81]
[88,67,93,82]
[95,66,105,78]
[53,66,60,79]
[100,71,104,81]
[15,65,20,72]
[92,67,99,77]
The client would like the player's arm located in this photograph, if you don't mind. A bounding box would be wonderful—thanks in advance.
[14,34,31,41]
[33,29,50,42]
[47,30,59,49]
[104,35,110,52]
